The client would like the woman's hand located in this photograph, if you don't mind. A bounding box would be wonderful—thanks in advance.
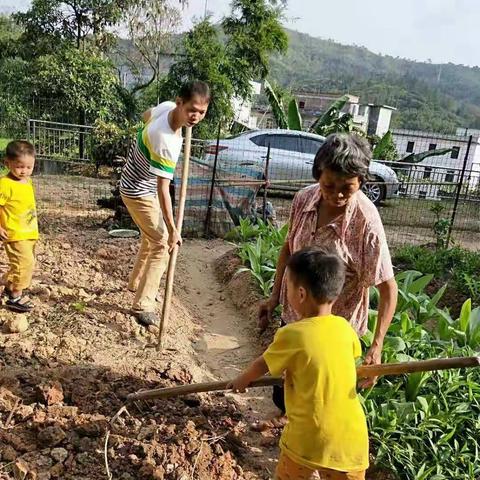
[358,343,382,389]
[359,278,397,388]
[258,296,279,333]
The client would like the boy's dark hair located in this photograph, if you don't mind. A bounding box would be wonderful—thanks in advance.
[6,140,36,161]
[287,247,345,303]
[178,80,210,102]
[312,133,371,184]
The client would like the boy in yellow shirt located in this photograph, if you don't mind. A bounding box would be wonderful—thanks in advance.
[0,140,38,312]
[229,247,369,479]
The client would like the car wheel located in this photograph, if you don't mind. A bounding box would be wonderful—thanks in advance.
[362,178,386,206]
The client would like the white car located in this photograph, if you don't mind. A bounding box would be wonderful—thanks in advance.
[204,129,399,205]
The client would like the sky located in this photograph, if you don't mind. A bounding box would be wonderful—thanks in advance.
[2,0,479,67]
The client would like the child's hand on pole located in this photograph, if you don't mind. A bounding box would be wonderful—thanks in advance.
[227,374,251,394]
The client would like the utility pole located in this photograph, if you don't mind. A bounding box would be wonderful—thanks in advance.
[204,0,208,18]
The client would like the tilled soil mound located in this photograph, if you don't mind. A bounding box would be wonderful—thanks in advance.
[0,214,265,480]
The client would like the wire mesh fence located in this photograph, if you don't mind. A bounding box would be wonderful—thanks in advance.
[5,118,479,250]
[194,128,480,249]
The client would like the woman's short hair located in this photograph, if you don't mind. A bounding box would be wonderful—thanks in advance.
[312,133,371,183]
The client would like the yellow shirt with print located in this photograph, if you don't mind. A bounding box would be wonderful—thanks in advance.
[263,314,369,472]
[0,176,39,242]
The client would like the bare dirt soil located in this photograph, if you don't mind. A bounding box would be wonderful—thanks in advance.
[0,208,395,480]
[0,212,279,480]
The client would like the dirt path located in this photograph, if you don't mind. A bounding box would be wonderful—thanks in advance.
[176,240,280,477]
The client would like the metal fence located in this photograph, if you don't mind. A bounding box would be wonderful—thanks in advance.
[6,119,480,250]
[24,119,108,221]
[191,129,480,249]
[28,119,93,163]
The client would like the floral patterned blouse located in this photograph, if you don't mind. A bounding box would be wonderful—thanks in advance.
[280,184,394,336]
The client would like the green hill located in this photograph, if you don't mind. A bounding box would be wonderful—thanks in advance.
[269,29,480,132]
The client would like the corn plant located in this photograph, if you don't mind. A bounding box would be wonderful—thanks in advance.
[363,271,480,479]
[231,222,480,479]
[234,220,288,297]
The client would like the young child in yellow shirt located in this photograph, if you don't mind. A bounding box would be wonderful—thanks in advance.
[229,247,369,480]
[0,140,38,312]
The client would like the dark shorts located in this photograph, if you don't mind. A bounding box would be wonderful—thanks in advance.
[272,319,287,413]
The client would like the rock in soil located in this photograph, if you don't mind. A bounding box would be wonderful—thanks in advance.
[50,448,68,463]
[4,314,29,333]
[38,426,66,447]
[36,382,64,406]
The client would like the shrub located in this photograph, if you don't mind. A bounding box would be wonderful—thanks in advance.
[90,120,140,169]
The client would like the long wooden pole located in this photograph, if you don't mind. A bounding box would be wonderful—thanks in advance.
[127,356,480,402]
[157,127,192,351]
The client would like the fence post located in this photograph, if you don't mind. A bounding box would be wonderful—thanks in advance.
[262,143,271,222]
[204,123,222,236]
[447,135,473,247]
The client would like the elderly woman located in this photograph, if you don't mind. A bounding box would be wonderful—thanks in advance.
[258,133,398,417]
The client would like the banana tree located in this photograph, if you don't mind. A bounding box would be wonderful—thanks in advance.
[400,148,453,164]
[308,95,352,136]
[263,79,302,130]
[372,131,398,161]
[373,131,453,164]
[263,80,353,134]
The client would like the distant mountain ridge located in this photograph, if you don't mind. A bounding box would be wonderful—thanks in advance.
[269,29,480,133]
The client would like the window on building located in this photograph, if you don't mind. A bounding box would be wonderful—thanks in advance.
[419,190,427,199]
[429,143,437,151]
[445,170,455,183]
[406,141,415,153]
[423,166,432,179]
[451,146,460,159]
[299,101,306,109]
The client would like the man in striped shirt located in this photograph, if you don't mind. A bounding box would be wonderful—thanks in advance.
[120,81,210,326]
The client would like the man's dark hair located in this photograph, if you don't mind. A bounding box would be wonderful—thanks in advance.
[312,133,371,184]
[178,80,211,102]
[6,140,36,161]
[287,247,345,303]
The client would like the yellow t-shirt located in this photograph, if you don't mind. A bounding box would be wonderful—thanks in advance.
[263,315,369,472]
[0,175,39,242]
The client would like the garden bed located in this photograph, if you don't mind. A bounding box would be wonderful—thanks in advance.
[0,214,282,479]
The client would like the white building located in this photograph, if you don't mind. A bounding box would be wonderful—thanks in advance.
[232,81,262,129]
[392,129,480,199]
[254,89,395,136]
[364,104,396,137]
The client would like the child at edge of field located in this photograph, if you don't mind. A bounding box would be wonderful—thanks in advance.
[228,247,369,480]
[0,140,38,313]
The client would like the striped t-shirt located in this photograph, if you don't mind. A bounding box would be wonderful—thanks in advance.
[120,101,182,198]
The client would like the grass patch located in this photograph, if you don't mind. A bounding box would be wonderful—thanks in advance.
[0,137,12,152]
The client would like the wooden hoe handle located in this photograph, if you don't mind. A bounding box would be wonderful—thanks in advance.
[127,356,480,402]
